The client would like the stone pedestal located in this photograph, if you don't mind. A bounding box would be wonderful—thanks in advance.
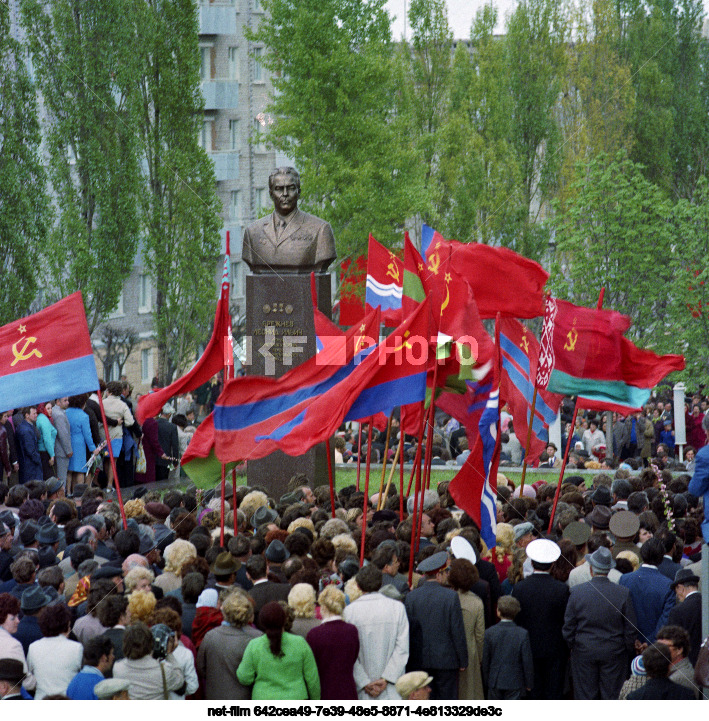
[244,273,332,498]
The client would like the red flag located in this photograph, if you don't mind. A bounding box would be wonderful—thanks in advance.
[137,251,231,423]
[0,292,99,408]
[499,318,563,463]
[338,255,367,326]
[420,224,548,319]
[365,234,403,326]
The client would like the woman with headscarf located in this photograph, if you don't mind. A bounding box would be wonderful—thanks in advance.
[237,601,320,700]
[191,588,223,650]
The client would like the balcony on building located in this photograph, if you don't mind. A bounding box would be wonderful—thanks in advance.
[211,152,240,182]
[202,81,239,110]
[198,2,237,35]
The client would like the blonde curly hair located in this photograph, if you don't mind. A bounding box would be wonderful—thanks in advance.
[331,533,357,556]
[124,499,146,519]
[124,567,155,593]
[318,584,345,616]
[127,589,156,622]
[239,491,269,527]
[287,517,316,536]
[288,583,316,618]
[163,539,197,575]
[495,523,515,563]
[221,591,254,628]
[344,577,362,602]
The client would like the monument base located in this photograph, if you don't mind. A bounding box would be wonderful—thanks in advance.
[244,273,333,499]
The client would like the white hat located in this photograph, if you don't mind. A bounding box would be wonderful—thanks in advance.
[451,536,477,565]
[525,538,561,564]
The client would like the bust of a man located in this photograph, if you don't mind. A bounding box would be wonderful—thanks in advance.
[241,167,337,274]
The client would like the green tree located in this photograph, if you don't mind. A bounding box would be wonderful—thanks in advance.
[668,177,709,385]
[20,0,141,332]
[132,0,222,382]
[505,0,568,259]
[251,0,427,259]
[435,8,524,245]
[0,4,49,323]
[549,152,673,340]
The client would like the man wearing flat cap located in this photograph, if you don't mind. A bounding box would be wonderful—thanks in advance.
[395,671,432,700]
[667,568,702,665]
[562,547,637,698]
[404,552,467,700]
[512,539,569,699]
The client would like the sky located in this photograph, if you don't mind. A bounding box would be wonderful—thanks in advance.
[385,0,519,40]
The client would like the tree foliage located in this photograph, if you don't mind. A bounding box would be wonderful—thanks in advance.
[20,0,142,332]
[0,4,49,324]
[132,0,222,382]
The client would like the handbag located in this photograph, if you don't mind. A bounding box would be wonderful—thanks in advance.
[136,440,147,474]
[694,636,709,687]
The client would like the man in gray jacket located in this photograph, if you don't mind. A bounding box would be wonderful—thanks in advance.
[52,396,72,488]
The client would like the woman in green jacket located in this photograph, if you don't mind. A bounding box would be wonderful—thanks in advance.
[237,602,320,700]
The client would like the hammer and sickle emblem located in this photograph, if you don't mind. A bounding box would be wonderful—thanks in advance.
[11,336,43,367]
[386,254,401,284]
[392,330,414,353]
[427,251,441,276]
[520,335,529,354]
[563,328,578,352]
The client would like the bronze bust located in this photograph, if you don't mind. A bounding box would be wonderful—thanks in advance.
[241,167,337,274]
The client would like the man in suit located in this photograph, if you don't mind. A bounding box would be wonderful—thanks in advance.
[155,404,179,482]
[562,547,637,699]
[245,554,289,628]
[512,539,570,700]
[667,568,702,665]
[482,595,534,700]
[51,397,72,489]
[241,167,336,274]
[404,552,467,700]
[15,407,42,483]
[619,537,675,645]
[656,528,682,581]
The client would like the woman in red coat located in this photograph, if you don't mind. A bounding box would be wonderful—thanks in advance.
[135,416,168,485]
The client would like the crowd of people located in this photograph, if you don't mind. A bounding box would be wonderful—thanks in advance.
[0,382,707,702]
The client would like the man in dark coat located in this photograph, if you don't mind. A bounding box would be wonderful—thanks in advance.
[512,539,570,700]
[404,552,468,700]
[15,407,42,483]
[618,537,675,644]
[245,554,290,628]
[155,405,180,482]
[562,547,637,699]
[667,569,702,665]
[627,644,695,700]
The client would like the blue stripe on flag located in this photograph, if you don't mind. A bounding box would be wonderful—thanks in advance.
[345,372,427,421]
[0,355,99,409]
[255,409,308,442]
[499,333,531,376]
[479,388,499,550]
[501,355,557,425]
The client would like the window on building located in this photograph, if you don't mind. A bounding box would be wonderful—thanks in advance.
[254,187,267,213]
[253,0,263,11]
[253,118,267,152]
[141,348,153,383]
[229,119,239,151]
[200,46,211,82]
[107,359,120,382]
[139,274,152,313]
[252,47,263,82]
[198,119,213,152]
[108,288,124,319]
[230,190,241,220]
[230,260,242,298]
[228,47,239,82]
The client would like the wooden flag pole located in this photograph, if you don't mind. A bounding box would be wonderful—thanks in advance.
[96,391,127,530]
[381,439,401,508]
[359,418,375,567]
[518,386,539,497]
[232,467,238,536]
[355,424,363,491]
[326,438,336,519]
[376,410,395,510]
[405,401,426,496]
[399,430,405,521]
[547,401,579,535]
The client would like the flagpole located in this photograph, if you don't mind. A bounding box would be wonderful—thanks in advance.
[359,418,374,567]
[220,231,232,548]
[398,428,405,521]
[96,392,127,530]
[232,467,238,536]
[355,424,363,491]
[376,410,395,510]
[381,438,401,508]
[406,401,426,495]
[547,288,603,535]
[326,438,336,518]
[518,386,538,497]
